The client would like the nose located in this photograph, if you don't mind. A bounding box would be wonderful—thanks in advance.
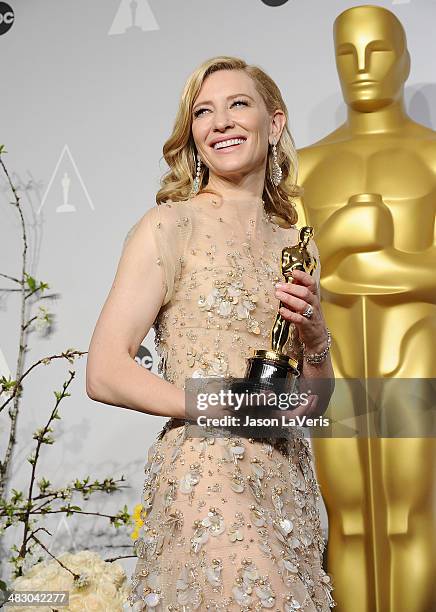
[355,44,368,73]
[212,106,235,131]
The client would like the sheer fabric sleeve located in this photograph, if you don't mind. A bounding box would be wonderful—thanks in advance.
[122,202,191,307]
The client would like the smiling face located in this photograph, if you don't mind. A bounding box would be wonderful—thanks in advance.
[334,6,410,112]
[191,69,282,184]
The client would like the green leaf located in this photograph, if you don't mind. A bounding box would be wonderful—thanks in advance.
[25,274,36,291]
[11,489,23,503]
[0,375,17,391]
[38,477,51,491]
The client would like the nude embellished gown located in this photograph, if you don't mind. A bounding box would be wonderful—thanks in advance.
[126,195,336,611]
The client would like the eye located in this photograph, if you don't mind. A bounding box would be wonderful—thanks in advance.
[193,99,249,118]
[337,44,354,56]
[192,105,207,118]
[233,99,249,109]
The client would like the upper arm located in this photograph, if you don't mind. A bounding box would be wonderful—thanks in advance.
[86,208,167,389]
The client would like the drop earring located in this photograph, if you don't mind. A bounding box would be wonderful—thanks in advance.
[271,139,282,187]
[191,153,202,196]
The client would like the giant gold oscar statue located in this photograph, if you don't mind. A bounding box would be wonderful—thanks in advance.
[295,6,436,612]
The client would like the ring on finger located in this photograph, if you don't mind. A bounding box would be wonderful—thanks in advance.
[302,304,314,319]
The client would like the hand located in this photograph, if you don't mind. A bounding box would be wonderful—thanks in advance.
[316,195,394,269]
[274,268,327,352]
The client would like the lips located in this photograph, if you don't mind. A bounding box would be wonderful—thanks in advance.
[209,136,247,148]
[213,141,246,153]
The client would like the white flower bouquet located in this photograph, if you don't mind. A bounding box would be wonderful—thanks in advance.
[7,551,129,611]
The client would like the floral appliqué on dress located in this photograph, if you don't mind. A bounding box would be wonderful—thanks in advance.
[127,198,335,611]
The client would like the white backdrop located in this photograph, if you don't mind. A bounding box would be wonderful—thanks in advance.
[1,0,434,581]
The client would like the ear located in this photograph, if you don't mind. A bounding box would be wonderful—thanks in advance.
[270,110,286,142]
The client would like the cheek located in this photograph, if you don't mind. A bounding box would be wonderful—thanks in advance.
[191,123,201,139]
[250,112,268,135]
[337,57,355,81]
[369,52,396,80]
[191,123,209,148]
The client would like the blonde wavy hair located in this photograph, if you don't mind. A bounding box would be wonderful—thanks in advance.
[156,55,301,226]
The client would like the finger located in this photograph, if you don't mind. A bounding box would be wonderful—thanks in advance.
[290,269,318,294]
[279,306,315,326]
[276,281,316,302]
[275,290,310,312]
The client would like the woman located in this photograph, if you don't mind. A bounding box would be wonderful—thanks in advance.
[86,56,335,611]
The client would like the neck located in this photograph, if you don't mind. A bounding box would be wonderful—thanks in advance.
[204,175,264,203]
[346,97,409,135]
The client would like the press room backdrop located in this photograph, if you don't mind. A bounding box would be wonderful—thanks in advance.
[1,0,435,577]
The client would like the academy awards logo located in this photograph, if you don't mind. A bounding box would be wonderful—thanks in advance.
[260,0,290,6]
[50,516,77,556]
[108,0,159,35]
[37,145,95,215]
[135,345,154,371]
[0,2,14,35]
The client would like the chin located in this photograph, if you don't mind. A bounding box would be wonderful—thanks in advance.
[348,95,392,113]
[215,161,250,172]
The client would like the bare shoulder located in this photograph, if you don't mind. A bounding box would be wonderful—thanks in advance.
[124,201,188,245]
[141,201,181,224]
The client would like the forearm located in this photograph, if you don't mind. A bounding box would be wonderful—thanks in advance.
[86,354,186,419]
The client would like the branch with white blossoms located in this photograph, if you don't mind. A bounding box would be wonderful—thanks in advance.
[0,145,88,500]
[0,367,132,579]
[0,349,87,416]
[0,148,134,595]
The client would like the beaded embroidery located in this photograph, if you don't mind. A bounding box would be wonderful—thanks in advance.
[127,198,334,611]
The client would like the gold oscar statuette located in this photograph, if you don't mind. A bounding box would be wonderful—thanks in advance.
[296,5,436,610]
[233,226,317,398]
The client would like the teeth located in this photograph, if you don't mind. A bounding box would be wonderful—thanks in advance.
[213,138,245,150]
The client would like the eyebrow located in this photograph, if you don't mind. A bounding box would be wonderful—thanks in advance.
[336,39,393,52]
[192,93,255,112]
